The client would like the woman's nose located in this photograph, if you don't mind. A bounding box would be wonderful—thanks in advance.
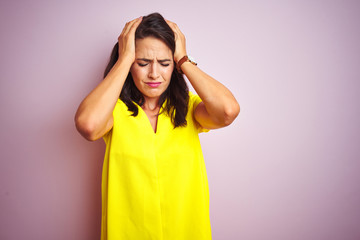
[148,63,160,79]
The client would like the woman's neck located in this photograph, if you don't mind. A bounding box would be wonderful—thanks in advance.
[142,97,160,112]
[141,97,161,133]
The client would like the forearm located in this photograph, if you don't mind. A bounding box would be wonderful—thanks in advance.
[182,62,240,127]
[75,59,132,140]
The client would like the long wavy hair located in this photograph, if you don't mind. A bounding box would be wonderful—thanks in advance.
[103,13,189,128]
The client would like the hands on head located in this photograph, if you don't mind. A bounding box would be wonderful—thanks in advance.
[117,16,187,65]
[75,13,239,141]
[117,17,142,63]
[165,20,187,63]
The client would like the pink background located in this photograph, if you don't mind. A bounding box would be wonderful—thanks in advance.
[1,0,360,239]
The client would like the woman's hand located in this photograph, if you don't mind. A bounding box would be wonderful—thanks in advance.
[166,20,240,129]
[74,17,143,141]
[117,17,143,63]
[166,20,187,63]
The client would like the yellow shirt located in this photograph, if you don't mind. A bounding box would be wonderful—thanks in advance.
[101,92,211,240]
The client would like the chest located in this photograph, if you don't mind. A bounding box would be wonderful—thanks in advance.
[143,110,159,133]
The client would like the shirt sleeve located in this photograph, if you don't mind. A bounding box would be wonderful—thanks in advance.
[102,99,124,144]
[189,92,210,133]
[102,128,112,145]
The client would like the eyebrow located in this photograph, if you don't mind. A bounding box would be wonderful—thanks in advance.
[137,58,171,63]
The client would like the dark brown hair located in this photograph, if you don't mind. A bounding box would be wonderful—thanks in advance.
[104,13,189,128]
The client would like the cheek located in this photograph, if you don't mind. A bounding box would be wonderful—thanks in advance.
[130,66,145,80]
[162,66,174,80]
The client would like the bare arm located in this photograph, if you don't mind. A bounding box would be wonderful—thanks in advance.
[74,17,142,141]
[166,21,240,129]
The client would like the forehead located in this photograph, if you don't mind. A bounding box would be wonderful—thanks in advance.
[135,37,172,58]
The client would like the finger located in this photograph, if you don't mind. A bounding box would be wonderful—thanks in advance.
[166,20,184,39]
[122,17,142,37]
[172,23,183,36]
[166,20,180,31]
[118,21,130,40]
[166,19,177,32]
[126,16,142,36]
[118,17,141,40]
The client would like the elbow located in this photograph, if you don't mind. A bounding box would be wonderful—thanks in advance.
[222,102,240,126]
[74,115,99,142]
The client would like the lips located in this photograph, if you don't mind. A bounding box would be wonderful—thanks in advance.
[146,82,161,88]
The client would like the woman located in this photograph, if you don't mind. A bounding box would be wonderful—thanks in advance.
[75,13,239,240]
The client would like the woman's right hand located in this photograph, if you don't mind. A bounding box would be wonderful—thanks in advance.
[117,17,142,63]
[75,17,143,141]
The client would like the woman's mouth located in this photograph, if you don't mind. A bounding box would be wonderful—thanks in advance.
[146,82,161,88]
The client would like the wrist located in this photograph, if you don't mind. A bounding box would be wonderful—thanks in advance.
[176,55,197,74]
[174,52,187,63]
[116,55,134,67]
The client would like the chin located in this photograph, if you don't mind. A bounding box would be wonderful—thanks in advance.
[139,88,159,97]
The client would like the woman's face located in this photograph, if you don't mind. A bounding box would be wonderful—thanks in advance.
[130,37,174,102]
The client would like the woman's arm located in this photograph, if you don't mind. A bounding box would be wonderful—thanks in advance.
[166,21,240,129]
[75,17,142,141]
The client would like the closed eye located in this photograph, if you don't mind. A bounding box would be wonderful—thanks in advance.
[138,62,148,67]
[137,62,170,67]
[136,58,171,67]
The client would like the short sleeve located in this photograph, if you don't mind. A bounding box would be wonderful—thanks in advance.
[102,99,124,144]
[189,92,210,133]
[102,128,112,145]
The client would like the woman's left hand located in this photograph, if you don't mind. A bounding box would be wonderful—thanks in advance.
[166,20,187,63]
[167,20,240,130]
